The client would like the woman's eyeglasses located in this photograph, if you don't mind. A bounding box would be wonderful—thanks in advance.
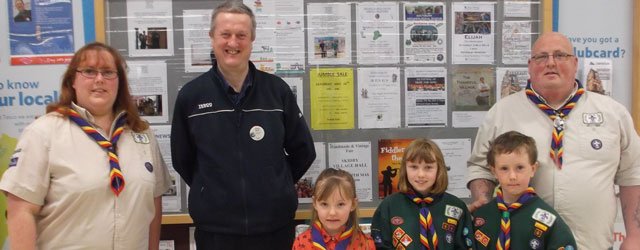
[76,68,118,80]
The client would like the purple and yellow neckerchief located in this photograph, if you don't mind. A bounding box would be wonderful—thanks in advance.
[525,80,584,168]
[311,220,354,250]
[60,108,126,196]
[495,186,536,250]
[404,192,440,250]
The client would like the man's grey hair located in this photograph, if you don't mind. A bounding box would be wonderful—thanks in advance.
[209,1,256,40]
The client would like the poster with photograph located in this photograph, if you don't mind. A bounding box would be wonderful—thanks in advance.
[150,125,182,213]
[451,2,495,64]
[404,67,448,127]
[403,2,446,64]
[451,67,495,111]
[307,3,352,65]
[582,58,612,96]
[128,61,170,124]
[328,142,373,202]
[451,67,494,128]
[309,68,355,130]
[8,0,74,65]
[357,67,401,129]
[355,2,400,65]
[297,142,326,203]
[502,21,532,65]
[127,0,174,57]
[282,77,304,113]
[496,67,528,101]
[162,171,182,212]
[182,9,212,73]
[377,138,413,198]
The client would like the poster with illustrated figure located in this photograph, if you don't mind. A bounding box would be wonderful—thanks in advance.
[127,0,174,57]
[357,67,401,129]
[403,2,446,64]
[355,2,400,65]
[8,0,75,65]
[377,138,413,198]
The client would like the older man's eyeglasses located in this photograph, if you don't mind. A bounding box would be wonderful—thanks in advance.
[530,52,574,64]
[76,68,118,80]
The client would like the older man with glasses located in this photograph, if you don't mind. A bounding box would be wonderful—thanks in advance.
[466,32,640,249]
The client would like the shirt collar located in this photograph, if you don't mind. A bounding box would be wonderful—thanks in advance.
[318,225,348,243]
[530,80,579,109]
[70,102,126,127]
[213,61,253,94]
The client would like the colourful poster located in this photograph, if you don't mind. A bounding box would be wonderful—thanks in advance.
[377,138,413,198]
[8,0,74,65]
[309,68,354,130]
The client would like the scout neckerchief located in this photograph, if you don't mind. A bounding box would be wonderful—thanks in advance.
[311,220,353,250]
[404,192,440,250]
[495,186,536,250]
[525,80,584,168]
[61,108,127,196]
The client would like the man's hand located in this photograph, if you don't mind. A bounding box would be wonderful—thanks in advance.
[468,178,495,212]
[620,237,640,250]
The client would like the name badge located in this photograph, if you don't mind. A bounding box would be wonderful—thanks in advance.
[582,112,603,126]
[132,132,150,144]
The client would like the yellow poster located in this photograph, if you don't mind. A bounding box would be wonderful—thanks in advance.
[310,68,354,130]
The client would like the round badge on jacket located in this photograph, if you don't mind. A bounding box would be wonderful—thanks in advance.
[249,126,265,141]
[145,162,154,172]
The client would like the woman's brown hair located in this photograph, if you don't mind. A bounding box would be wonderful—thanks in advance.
[46,42,148,132]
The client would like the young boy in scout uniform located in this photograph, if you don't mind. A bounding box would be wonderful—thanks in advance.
[473,131,576,250]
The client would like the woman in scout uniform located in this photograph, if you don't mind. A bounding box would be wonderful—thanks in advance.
[292,168,375,249]
[371,138,475,250]
[0,42,171,249]
[473,131,576,250]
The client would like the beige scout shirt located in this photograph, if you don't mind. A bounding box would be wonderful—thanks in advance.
[0,105,171,249]
[468,90,640,250]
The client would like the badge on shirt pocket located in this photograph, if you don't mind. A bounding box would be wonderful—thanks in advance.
[132,132,150,144]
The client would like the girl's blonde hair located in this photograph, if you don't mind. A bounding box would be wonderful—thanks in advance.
[397,138,449,194]
[311,168,364,244]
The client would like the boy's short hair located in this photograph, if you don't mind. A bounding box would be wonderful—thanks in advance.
[487,131,537,167]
